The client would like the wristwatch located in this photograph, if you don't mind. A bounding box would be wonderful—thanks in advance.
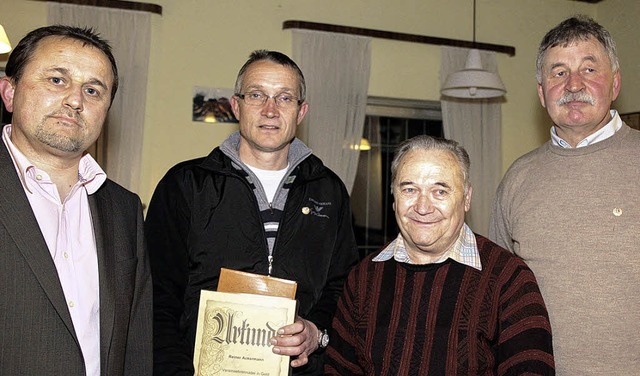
[317,329,330,349]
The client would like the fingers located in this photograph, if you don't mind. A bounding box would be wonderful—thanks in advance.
[275,320,305,336]
[270,318,318,368]
[290,353,309,368]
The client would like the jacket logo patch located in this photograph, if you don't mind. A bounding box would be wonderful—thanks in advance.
[306,198,331,219]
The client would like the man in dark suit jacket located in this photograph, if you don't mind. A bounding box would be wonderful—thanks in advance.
[0,25,152,375]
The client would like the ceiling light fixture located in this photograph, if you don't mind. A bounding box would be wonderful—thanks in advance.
[0,24,11,54]
[440,0,506,99]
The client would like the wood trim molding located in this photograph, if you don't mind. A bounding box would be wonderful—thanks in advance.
[283,20,515,56]
[31,0,162,15]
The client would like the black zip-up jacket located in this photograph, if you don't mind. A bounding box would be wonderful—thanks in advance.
[145,134,359,375]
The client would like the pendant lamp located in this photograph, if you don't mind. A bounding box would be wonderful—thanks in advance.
[440,0,506,99]
[0,24,11,54]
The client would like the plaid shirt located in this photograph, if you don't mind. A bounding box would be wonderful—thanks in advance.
[373,223,482,271]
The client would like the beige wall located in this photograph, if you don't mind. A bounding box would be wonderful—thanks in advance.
[1,0,638,205]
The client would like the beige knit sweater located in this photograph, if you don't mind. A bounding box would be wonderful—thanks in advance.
[490,124,640,375]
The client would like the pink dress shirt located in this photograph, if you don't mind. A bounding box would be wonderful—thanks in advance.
[2,124,106,376]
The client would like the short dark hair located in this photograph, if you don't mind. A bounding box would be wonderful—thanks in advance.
[536,15,618,83]
[5,24,119,104]
[234,50,306,101]
[390,135,471,194]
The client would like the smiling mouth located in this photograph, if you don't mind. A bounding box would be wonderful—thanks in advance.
[411,217,440,225]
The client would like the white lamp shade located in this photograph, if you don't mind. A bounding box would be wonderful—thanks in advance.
[441,49,506,99]
[0,25,11,54]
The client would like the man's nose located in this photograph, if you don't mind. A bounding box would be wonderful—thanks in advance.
[63,85,84,112]
[564,72,585,93]
[414,194,434,214]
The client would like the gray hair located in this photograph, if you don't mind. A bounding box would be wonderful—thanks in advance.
[536,15,619,83]
[390,135,471,194]
[234,49,306,101]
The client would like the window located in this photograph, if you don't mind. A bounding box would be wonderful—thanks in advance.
[351,97,443,258]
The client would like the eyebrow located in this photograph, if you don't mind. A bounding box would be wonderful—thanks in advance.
[549,55,598,71]
[244,84,296,94]
[48,67,109,91]
[433,182,451,190]
[398,181,451,189]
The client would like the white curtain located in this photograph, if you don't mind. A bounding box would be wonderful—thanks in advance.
[49,3,151,194]
[292,30,371,194]
[440,46,502,236]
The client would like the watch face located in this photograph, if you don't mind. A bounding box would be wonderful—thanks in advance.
[320,331,329,348]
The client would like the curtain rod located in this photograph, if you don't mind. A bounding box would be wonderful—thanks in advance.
[31,0,162,15]
[283,20,515,57]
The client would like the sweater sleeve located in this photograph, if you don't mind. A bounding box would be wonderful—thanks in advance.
[495,258,555,375]
[489,176,515,252]
[144,169,194,376]
[324,266,365,376]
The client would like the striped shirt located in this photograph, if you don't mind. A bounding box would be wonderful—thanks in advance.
[325,234,554,375]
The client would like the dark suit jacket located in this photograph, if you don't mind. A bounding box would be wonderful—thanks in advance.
[0,142,153,375]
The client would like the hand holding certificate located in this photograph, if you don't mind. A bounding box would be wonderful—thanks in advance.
[193,269,298,376]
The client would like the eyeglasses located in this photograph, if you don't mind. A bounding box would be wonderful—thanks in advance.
[236,91,303,109]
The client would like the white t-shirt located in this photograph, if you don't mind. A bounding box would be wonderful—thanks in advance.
[246,164,289,203]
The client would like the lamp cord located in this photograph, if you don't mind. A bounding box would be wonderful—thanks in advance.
[472,0,476,44]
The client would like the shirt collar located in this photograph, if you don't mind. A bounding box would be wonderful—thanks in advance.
[373,223,482,271]
[550,110,621,148]
[2,124,107,195]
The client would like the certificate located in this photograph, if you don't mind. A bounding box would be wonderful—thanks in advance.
[193,290,297,376]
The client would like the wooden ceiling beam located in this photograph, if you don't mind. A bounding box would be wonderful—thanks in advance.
[283,20,516,57]
[31,0,162,15]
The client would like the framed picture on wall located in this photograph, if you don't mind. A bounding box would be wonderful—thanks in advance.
[620,112,640,131]
[192,87,238,124]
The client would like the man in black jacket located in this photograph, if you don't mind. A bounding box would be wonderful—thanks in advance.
[145,50,359,375]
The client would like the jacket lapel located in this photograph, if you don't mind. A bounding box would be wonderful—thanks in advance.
[89,189,116,372]
[0,142,79,344]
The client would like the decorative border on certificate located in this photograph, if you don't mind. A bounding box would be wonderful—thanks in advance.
[194,290,297,376]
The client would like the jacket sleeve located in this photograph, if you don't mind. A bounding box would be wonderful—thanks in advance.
[306,181,359,332]
[144,170,194,376]
[124,198,153,375]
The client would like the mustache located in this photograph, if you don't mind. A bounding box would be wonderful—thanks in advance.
[556,91,595,106]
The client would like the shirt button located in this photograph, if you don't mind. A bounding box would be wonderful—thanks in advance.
[63,252,70,260]
[36,174,43,181]
[613,207,623,216]
[68,301,75,308]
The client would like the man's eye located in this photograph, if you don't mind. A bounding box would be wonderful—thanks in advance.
[85,87,99,96]
[50,77,63,84]
[249,92,264,99]
[278,94,294,103]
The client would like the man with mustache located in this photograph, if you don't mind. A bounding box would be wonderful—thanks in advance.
[0,26,152,375]
[490,15,640,375]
